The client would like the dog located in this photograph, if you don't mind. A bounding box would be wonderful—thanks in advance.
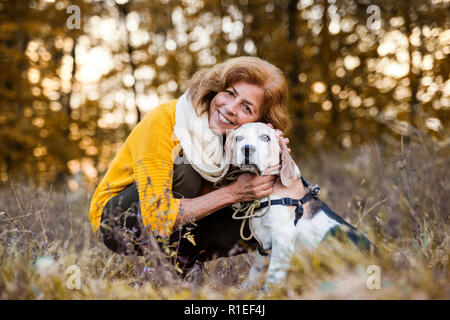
[222,122,374,290]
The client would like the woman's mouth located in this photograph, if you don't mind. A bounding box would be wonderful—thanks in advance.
[217,110,233,125]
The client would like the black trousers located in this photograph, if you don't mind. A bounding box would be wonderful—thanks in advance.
[99,157,259,271]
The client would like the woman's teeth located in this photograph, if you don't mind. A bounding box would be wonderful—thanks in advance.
[218,111,232,124]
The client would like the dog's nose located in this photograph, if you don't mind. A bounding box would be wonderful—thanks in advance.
[241,144,256,157]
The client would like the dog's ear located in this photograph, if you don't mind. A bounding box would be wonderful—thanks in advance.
[279,137,298,187]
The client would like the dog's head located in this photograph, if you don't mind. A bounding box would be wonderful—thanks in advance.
[224,122,300,186]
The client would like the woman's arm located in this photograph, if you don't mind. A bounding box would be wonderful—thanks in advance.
[174,172,277,228]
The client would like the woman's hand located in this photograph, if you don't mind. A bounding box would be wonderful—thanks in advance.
[227,172,277,203]
[267,123,291,154]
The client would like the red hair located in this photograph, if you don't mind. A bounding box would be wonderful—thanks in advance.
[187,56,290,131]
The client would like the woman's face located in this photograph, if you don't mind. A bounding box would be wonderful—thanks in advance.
[208,80,264,135]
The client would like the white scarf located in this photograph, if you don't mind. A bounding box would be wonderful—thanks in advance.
[173,91,229,182]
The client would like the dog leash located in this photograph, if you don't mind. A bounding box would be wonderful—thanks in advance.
[214,167,272,243]
[215,167,321,243]
[231,185,317,248]
[231,199,272,242]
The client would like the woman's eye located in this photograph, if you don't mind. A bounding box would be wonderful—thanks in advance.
[225,89,234,96]
[243,105,252,113]
[261,134,270,142]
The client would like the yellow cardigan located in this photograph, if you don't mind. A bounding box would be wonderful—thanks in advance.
[88,99,181,237]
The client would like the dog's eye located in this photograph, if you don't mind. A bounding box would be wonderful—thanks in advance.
[235,136,244,142]
[260,134,271,142]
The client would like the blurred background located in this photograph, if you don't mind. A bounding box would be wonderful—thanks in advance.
[0,0,448,190]
[0,0,449,299]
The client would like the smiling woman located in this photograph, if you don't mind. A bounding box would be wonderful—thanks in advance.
[88,56,290,273]
[208,81,264,135]
[189,56,290,132]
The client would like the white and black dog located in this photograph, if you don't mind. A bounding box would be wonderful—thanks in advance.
[222,123,374,290]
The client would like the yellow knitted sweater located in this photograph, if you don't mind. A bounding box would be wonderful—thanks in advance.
[88,99,181,237]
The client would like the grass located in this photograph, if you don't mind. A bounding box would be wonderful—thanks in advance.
[0,134,448,299]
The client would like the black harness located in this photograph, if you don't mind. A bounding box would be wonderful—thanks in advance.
[257,193,314,226]
[245,175,321,256]
[257,176,320,226]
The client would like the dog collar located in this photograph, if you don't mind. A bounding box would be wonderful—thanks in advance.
[301,176,321,196]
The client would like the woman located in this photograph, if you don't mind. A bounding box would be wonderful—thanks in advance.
[88,56,291,271]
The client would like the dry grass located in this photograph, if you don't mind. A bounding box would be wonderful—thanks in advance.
[0,135,448,299]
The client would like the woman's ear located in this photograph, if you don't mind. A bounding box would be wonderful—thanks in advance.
[279,137,298,187]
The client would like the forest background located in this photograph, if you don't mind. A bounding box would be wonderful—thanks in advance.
[0,0,448,299]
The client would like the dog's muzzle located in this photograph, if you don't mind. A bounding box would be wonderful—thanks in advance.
[237,144,262,175]
[238,164,261,175]
[242,144,255,164]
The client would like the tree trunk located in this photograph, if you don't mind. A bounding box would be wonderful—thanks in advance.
[404,3,423,132]
[118,2,141,124]
[319,0,338,125]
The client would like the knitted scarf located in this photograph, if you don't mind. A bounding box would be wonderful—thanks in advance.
[173,91,230,183]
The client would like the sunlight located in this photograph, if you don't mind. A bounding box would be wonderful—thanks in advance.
[377,30,409,57]
[312,81,326,94]
[383,61,409,79]
[343,55,360,71]
[76,45,113,84]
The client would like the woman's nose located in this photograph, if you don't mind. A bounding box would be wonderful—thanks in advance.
[223,100,240,116]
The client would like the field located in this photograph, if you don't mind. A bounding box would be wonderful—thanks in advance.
[0,135,448,299]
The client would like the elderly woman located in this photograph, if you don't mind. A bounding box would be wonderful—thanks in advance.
[88,56,290,271]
